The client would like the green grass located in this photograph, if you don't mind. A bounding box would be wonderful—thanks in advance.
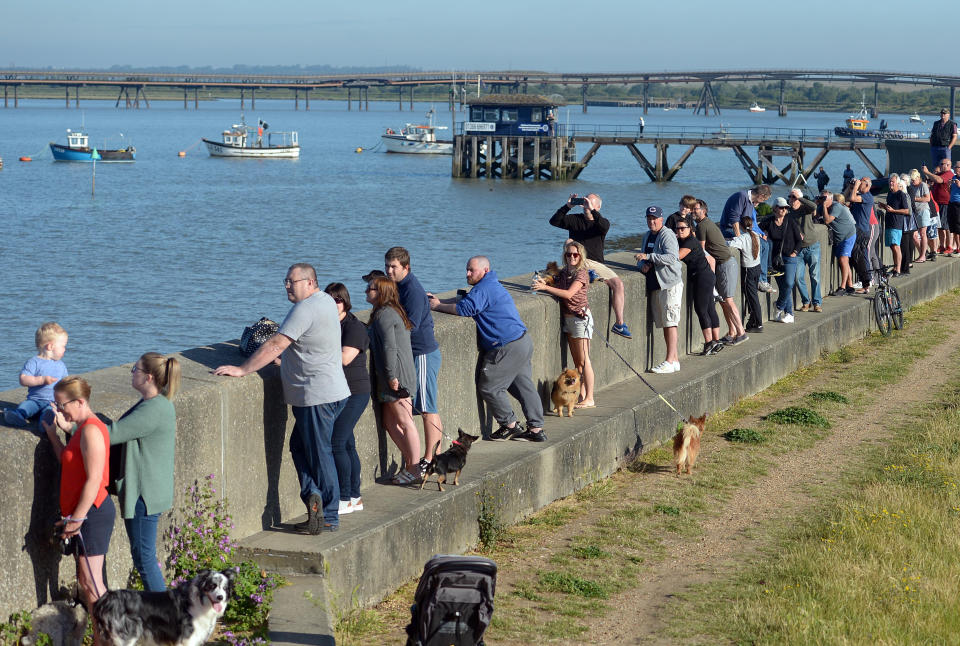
[766,406,831,428]
[724,427,769,444]
[807,390,850,404]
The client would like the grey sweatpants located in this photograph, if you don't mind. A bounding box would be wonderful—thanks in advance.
[477,332,544,429]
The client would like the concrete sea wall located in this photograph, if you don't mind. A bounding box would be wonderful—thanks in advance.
[1,239,955,619]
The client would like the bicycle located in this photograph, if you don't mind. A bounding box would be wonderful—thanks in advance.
[870,265,904,336]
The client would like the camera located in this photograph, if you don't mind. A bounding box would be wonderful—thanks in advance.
[570,197,587,206]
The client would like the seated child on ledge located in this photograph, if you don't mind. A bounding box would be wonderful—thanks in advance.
[2,322,69,428]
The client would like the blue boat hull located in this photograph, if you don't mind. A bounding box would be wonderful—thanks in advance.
[49,143,136,162]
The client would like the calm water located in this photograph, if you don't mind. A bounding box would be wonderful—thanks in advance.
[0,99,912,389]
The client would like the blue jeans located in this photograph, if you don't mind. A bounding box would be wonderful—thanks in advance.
[775,256,800,314]
[291,398,347,526]
[759,236,771,283]
[932,145,949,168]
[3,399,53,429]
[124,496,166,591]
[795,242,822,306]
[331,392,368,501]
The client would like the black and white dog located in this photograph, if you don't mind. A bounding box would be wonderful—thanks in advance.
[93,569,235,646]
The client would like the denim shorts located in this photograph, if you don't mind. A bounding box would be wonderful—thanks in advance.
[563,309,594,339]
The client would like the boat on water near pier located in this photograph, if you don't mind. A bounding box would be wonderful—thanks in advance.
[203,118,300,158]
[50,129,135,162]
[381,108,452,154]
[749,102,765,113]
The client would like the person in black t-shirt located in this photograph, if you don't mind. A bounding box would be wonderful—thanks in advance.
[324,282,370,516]
[676,220,722,356]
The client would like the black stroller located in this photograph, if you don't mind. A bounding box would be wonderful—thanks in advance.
[405,554,497,646]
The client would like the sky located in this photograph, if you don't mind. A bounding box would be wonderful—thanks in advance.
[2,0,941,75]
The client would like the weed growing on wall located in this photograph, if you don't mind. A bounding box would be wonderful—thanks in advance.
[163,475,283,642]
[477,485,507,551]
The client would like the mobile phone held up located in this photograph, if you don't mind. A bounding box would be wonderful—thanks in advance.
[570,197,587,206]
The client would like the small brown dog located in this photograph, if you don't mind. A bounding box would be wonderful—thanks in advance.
[673,414,705,475]
[538,261,562,287]
[551,368,582,417]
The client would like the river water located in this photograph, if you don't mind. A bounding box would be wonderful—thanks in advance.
[0,99,918,389]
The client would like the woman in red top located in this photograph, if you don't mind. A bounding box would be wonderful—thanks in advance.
[42,376,115,611]
[532,240,595,408]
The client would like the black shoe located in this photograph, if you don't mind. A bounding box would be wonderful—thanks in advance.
[707,340,725,355]
[489,423,521,441]
[511,428,546,442]
[745,321,764,332]
[700,342,713,356]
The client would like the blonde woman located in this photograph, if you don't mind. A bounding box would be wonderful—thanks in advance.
[533,240,595,408]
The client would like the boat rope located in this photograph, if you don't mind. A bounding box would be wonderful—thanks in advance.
[356,139,383,152]
[179,138,204,155]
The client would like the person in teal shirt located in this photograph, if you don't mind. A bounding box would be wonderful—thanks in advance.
[109,352,180,591]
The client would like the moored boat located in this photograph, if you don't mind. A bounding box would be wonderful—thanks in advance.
[381,108,452,154]
[203,118,300,158]
[845,100,870,131]
[50,129,135,162]
[749,102,765,113]
[909,112,924,124]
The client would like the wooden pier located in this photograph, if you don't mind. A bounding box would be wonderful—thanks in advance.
[454,124,911,183]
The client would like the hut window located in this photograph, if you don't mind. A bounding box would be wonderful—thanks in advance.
[483,108,499,122]
[531,108,542,122]
[470,106,484,121]
[501,109,518,122]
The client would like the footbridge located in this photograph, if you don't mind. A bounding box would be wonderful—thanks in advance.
[1,69,957,114]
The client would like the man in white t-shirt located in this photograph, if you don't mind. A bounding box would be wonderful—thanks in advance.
[215,263,349,534]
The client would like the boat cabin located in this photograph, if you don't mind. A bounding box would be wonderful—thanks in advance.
[65,130,89,149]
[464,95,566,137]
[223,125,248,147]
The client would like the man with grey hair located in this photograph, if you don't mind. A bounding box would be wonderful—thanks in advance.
[877,174,911,276]
[214,263,349,534]
[428,256,545,442]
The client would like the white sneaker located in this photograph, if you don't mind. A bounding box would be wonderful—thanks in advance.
[350,497,363,511]
[852,281,863,289]
[651,361,678,374]
[781,313,795,323]
[338,500,353,515]
[758,281,776,293]
[774,309,784,321]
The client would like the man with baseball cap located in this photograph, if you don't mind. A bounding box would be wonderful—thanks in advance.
[930,108,957,168]
[635,206,682,374]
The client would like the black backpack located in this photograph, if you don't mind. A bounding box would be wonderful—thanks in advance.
[405,554,497,646]
[238,317,278,357]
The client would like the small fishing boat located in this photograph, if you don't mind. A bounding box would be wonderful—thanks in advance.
[381,108,452,154]
[909,113,924,124]
[749,102,766,113]
[203,118,300,158]
[845,100,870,131]
[50,129,135,162]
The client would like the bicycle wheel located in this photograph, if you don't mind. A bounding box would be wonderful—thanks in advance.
[888,286,904,330]
[873,289,892,336]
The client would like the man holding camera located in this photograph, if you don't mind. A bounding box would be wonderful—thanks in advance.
[845,177,880,286]
[549,193,630,339]
[921,158,955,254]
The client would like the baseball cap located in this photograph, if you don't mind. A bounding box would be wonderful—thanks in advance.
[773,197,789,207]
[362,269,386,282]
[942,108,950,114]
[645,205,663,219]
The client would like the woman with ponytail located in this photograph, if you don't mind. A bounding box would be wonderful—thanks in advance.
[108,352,181,591]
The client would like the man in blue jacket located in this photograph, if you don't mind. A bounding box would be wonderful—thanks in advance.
[428,256,545,442]
[385,247,445,474]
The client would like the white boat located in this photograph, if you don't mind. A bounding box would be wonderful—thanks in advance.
[203,118,299,158]
[749,102,766,113]
[909,113,924,124]
[381,108,452,154]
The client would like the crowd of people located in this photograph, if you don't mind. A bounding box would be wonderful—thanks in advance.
[6,154,957,614]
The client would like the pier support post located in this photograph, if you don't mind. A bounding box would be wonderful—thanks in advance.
[398,86,403,110]
[14,85,17,108]
[642,80,649,115]
[778,80,787,117]
[693,81,721,116]
[410,86,414,111]
[305,88,310,110]
[252,88,256,110]
[240,88,244,110]
[75,86,79,108]
[194,88,199,110]
[65,86,69,108]
[364,87,369,111]
[581,82,588,113]
[951,87,956,118]
[348,88,352,111]
[872,82,879,118]
[3,85,6,108]
[183,88,188,110]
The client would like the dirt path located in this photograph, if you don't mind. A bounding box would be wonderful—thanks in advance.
[580,324,960,645]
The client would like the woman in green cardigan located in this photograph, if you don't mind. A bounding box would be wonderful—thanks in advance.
[109,352,180,591]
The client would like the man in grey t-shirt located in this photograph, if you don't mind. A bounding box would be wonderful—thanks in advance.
[215,263,349,534]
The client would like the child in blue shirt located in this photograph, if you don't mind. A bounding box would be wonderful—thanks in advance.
[2,322,69,428]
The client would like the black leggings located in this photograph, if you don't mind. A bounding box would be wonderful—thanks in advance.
[690,271,720,331]
[742,265,762,326]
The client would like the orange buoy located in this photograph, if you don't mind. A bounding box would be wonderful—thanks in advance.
[19,156,32,162]
[178,151,186,157]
